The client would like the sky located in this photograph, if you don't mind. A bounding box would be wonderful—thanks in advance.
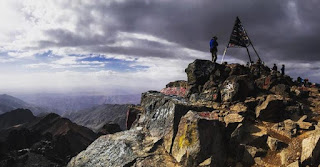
[0,0,319,95]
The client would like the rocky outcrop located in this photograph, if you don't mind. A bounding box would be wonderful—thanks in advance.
[98,123,122,135]
[0,113,98,166]
[0,109,36,130]
[220,75,254,102]
[160,80,187,97]
[301,130,320,165]
[171,111,226,167]
[68,59,320,167]
[255,95,285,121]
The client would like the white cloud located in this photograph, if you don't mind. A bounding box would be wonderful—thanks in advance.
[0,0,319,95]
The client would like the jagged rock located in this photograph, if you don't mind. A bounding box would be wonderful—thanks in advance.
[67,128,160,167]
[185,59,216,86]
[198,157,212,166]
[126,105,143,130]
[220,75,254,102]
[133,154,181,167]
[297,121,313,130]
[270,84,290,97]
[133,91,214,155]
[244,98,260,111]
[230,103,248,113]
[291,86,309,98]
[171,111,226,167]
[280,149,290,165]
[98,123,122,135]
[301,130,320,166]
[249,63,271,78]
[271,119,298,139]
[226,64,250,76]
[160,80,187,97]
[255,75,278,90]
[197,84,221,102]
[287,161,299,167]
[267,136,286,151]
[224,113,244,126]
[255,95,285,121]
[241,145,267,166]
[230,123,269,151]
[166,80,188,88]
[0,113,98,166]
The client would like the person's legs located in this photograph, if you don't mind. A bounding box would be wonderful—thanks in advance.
[210,48,214,62]
[211,52,214,62]
[213,51,217,63]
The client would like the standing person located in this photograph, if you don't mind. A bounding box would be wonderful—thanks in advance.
[281,64,285,75]
[272,64,277,71]
[210,36,218,63]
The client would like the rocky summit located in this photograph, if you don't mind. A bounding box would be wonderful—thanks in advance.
[68,59,320,167]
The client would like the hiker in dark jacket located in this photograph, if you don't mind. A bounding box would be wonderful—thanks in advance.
[210,36,218,63]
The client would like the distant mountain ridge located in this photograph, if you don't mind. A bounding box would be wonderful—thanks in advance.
[17,94,140,116]
[66,104,130,132]
[0,94,51,115]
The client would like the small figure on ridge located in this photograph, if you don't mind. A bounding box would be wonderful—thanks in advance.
[281,64,285,76]
[210,36,219,63]
[272,64,277,71]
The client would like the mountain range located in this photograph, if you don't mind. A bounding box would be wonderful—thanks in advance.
[16,94,140,116]
[66,104,130,132]
[0,94,52,116]
[0,109,99,167]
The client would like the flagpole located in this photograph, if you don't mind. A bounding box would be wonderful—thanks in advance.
[221,47,228,64]
[244,27,261,61]
[245,47,252,63]
[250,41,261,60]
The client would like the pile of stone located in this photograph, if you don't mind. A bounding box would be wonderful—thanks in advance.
[68,60,320,167]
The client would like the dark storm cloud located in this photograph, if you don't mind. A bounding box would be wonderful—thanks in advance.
[39,0,320,62]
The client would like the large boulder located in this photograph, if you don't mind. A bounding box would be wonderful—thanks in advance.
[160,80,187,97]
[255,95,285,122]
[133,147,181,167]
[133,91,214,154]
[301,130,320,166]
[126,105,143,130]
[255,75,293,91]
[185,59,216,86]
[171,111,226,167]
[226,63,250,76]
[270,84,290,97]
[270,119,298,140]
[67,128,160,167]
[267,136,286,151]
[220,75,254,102]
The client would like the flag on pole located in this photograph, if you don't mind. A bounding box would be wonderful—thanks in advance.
[228,17,250,48]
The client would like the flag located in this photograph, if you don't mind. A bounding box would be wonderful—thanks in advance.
[228,17,250,48]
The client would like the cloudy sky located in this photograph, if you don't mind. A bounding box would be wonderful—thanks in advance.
[0,0,319,95]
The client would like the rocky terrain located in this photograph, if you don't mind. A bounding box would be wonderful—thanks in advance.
[0,109,36,130]
[66,104,130,132]
[0,112,98,167]
[68,59,320,167]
